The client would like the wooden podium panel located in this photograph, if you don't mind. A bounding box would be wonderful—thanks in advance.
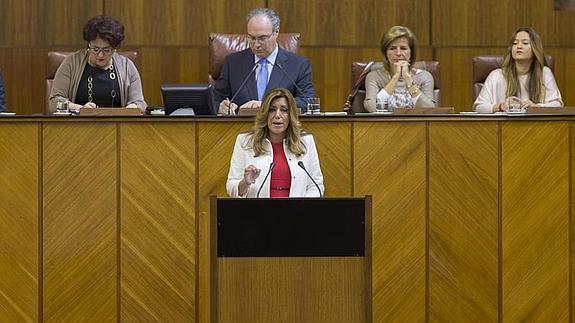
[501,121,570,321]
[0,123,39,322]
[119,123,197,321]
[218,258,367,323]
[212,197,371,323]
[43,123,117,322]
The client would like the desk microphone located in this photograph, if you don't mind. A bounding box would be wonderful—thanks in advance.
[297,161,322,197]
[227,63,259,114]
[273,61,308,98]
[256,162,275,198]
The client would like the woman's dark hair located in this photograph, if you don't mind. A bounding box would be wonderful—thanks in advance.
[83,15,125,48]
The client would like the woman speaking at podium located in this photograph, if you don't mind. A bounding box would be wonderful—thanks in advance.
[49,15,146,113]
[226,88,324,198]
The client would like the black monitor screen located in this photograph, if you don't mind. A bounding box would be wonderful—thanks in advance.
[161,83,215,115]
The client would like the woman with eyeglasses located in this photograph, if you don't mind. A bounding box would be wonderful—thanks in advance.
[49,15,146,114]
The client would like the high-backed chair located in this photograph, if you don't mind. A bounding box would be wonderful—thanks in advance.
[46,51,138,114]
[208,33,300,83]
[472,55,555,100]
[347,61,441,113]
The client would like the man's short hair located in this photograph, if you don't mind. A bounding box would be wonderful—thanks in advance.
[246,8,280,32]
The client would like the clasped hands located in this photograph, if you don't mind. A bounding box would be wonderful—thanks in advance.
[218,99,261,115]
[495,97,535,112]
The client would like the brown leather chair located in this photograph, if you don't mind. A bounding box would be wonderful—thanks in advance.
[347,61,441,113]
[208,33,300,83]
[46,51,138,114]
[472,55,555,100]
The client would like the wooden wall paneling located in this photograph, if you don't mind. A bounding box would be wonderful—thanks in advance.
[572,122,575,323]
[546,48,575,107]
[271,0,430,47]
[107,0,265,46]
[197,120,253,323]
[428,122,498,321]
[501,121,570,321]
[45,0,103,46]
[0,0,47,46]
[0,48,49,115]
[353,120,426,321]
[435,48,504,113]
[137,47,209,107]
[303,119,352,196]
[120,122,196,321]
[0,123,39,322]
[43,123,117,322]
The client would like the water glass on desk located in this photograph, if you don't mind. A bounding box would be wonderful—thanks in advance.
[54,101,69,114]
[306,97,320,115]
[507,96,525,113]
[375,98,386,112]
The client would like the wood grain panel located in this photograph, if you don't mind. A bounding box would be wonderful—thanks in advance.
[45,1,102,46]
[572,122,575,323]
[435,47,504,113]
[106,0,264,46]
[43,123,117,322]
[299,47,433,111]
[428,122,498,321]
[0,123,38,322]
[354,120,426,322]
[0,48,47,115]
[502,121,570,322]
[272,0,431,47]
[218,258,367,323]
[120,123,196,321]
[432,0,575,47]
[0,0,46,46]
[197,120,252,323]
[302,119,352,196]
[137,47,210,107]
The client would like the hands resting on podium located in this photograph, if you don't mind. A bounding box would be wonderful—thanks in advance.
[218,99,261,115]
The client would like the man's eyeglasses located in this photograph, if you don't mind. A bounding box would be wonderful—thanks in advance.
[247,32,275,43]
[88,45,114,55]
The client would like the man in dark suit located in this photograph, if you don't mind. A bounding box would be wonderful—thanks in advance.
[0,71,5,112]
[214,8,316,114]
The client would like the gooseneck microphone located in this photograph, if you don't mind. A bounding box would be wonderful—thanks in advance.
[297,161,322,197]
[256,162,275,198]
[227,63,259,113]
[273,61,307,97]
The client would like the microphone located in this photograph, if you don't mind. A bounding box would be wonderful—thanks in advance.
[256,162,275,198]
[227,63,259,114]
[272,61,317,114]
[297,161,322,197]
[273,61,308,99]
[343,61,374,114]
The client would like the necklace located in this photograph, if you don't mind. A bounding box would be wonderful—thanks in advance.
[87,63,117,105]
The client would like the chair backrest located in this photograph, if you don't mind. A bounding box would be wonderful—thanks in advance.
[349,61,441,113]
[208,33,300,83]
[45,51,138,114]
[472,55,555,100]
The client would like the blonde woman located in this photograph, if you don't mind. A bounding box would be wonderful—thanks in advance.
[227,88,324,198]
[364,25,435,112]
[473,27,563,113]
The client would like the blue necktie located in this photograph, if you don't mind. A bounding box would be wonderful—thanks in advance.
[257,58,268,101]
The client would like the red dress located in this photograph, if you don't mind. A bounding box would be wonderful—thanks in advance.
[269,142,291,198]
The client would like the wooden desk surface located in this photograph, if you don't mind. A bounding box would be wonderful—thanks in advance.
[0,115,573,322]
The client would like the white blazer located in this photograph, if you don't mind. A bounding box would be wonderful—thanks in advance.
[226,132,324,198]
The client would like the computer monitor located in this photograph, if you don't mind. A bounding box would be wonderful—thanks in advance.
[161,83,215,115]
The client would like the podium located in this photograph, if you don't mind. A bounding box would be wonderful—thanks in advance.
[210,196,372,323]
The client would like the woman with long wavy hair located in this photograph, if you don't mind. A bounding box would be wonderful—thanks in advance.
[226,88,324,198]
[473,27,563,113]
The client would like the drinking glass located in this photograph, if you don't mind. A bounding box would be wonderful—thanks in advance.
[306,97,321,115]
